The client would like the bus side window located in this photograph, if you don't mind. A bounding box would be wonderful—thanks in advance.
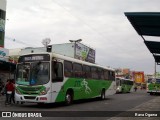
[83,65,91,79]
[91,67,98,80]
[108,71,115,81]
[64,61,73,77]
[98,68,104,80]
[73,63,83,78]
[52,61,63,82]
[104,70,109,80]
[112,72,115,81]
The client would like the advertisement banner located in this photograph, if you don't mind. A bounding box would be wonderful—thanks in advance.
[0,47,8,61]
[0,18,5,32]
[133,72,144,83]
[75,42,95,63]
[0,18,5,47]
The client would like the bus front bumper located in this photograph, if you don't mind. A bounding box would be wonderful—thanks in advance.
[147,90,160,93]
[15,93,51,103]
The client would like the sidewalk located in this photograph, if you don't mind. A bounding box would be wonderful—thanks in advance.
[108,96,160,120]
[0,95,5,105]
[0,94,160,119]
[0,95,5,101]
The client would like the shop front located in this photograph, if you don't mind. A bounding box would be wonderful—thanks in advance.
[0,48,16,83]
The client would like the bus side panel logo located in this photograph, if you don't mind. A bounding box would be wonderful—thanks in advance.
[81,79,92,94]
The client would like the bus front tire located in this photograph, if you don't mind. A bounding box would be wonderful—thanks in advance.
[150,92,153,95]
[65,91,73,105]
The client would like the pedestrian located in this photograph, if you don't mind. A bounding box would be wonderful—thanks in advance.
[11,79,15,104]
[134,86,137,92]
[0,82,5,96]
[5,79,14,105]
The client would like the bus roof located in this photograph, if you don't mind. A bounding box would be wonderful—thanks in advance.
[20,52,115,71]
[116,77,133,81]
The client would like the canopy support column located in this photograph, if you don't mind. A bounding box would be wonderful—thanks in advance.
[155,62,157,78]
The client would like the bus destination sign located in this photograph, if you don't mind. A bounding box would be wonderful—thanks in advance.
[18,54,50,62]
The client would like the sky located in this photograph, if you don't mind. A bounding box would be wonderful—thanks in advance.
[4,0,160,74]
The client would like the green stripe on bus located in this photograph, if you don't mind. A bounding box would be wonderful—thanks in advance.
[55,78,112,102]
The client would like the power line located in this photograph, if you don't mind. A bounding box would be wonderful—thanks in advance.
[5,36,37,47]
[52,0,128,51]
[52,0,107,40]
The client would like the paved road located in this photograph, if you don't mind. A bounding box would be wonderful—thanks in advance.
[0,90,156,111]
[0,90,159,120]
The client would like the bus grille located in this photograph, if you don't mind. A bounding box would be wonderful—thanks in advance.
[19,86,42,91]
[24,96,36,100]
[23,92,38,95]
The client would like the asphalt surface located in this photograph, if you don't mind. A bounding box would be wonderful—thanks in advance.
[0,89,159,120]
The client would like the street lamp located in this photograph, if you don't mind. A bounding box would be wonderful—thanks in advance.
[69,39,82,59]
[69,39,82,43]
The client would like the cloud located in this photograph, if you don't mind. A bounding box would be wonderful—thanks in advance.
[4,0,160,74]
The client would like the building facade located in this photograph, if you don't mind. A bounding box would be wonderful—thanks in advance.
[9,42,96,63]
[0,0,15,83]
[0,0,6,48]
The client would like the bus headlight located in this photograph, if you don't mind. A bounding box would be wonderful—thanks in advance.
[40,87,50,95]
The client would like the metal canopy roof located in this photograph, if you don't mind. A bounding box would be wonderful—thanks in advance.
[125,12,160,64]
[125,12,160,36]
[153,55,160,64]
[144,41,160,54]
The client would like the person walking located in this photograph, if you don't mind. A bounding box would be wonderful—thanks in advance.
[5,79,14,105]
[11,79,15,104]
[134,86,137,92]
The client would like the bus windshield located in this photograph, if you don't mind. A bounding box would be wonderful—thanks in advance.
[148,78,160,83]
[16,62,50,85]
[16,63,30,85]
[156,79,160,83]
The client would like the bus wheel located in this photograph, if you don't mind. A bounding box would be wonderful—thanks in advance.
[150,92,153,95]
[65,91,73,105]
[100,89,106,100]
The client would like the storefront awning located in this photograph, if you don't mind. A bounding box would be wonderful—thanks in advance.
[0,60,16,72]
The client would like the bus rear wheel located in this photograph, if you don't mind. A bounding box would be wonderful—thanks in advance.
[150,92,153,95]
[65,91,73,105]
[100,89,106,100]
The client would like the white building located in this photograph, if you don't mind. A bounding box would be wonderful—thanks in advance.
[9,42,96,63]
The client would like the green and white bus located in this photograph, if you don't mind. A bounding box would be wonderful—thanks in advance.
[116,77,134,93]
[147,78,160,95]
[15,52,116,105]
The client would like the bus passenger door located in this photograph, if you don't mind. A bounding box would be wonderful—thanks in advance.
[51,60,64,102]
